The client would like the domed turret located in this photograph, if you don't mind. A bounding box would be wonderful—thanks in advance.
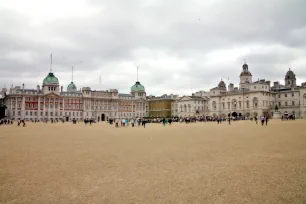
[131,81,145,92]
[218,80,226,89]
[285,68,296,88]
[285,69,295,79]
[67,82,77,92]
[240,63,252,77]
[131,81,146,99]
[42,72,60,94]
[43,72,59,85]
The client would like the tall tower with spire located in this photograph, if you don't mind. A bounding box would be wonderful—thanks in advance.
[239,61,252,89]
[131,66,146,99]
[42,54,60,94]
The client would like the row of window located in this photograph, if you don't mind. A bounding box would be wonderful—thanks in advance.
[48,87,56,91]
[278,93,298,98]
[177,106,208,113]
[23,111,83,117]
[25,103,83,109]
[213,100,273,110]
[253,85,269,90]
[278,101,297,106]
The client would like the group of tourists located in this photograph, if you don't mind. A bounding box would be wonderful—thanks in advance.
[84,118,95,126]
[282,115,296,120]
[0,119,13,125]
[111,118,148,128]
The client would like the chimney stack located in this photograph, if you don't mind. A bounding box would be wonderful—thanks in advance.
[37,85,40,93]
[22,83,24,91]
[61,86,63,92]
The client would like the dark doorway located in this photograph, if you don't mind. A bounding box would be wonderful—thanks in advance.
[238,113,242,117]
[66,117,69,122]
[101,114,105,121]
[98,116,100,122]
[0,105,6,119]
[232,112,237,117]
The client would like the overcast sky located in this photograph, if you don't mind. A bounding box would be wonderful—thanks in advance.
[1,0,306,95]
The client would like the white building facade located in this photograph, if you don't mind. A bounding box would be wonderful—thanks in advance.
[171,96,209,117]
[193,64,306,118]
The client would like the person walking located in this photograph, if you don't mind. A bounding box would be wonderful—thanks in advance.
[260,116,265,126]
[254,116,258,124]
[265,116,269,126]
[228,116,231,125]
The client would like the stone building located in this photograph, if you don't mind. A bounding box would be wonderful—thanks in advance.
[171,96,209,117]
[196,63,306,118]
[3,71,148,121]
[148,94,178,118]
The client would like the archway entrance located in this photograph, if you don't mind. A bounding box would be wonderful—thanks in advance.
[101,114,105,121]
[232,112,237,117]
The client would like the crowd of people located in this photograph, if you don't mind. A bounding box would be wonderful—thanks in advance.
[0,113,297,128]
[107,118,148,128]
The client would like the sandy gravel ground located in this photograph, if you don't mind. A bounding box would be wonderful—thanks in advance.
[0,120,306,204]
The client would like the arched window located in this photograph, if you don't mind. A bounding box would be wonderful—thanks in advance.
[253,97,258,108]
[212,101,217,110]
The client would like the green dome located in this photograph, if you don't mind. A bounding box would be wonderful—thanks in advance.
[67,82,77,92]
[43,72,59,85]
[131,81,145,92]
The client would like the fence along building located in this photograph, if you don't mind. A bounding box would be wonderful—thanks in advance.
[2,70,148,121]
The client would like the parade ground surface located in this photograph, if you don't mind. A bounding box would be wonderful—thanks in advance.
[1,120,306,204]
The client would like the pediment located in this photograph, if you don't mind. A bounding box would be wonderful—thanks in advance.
[177,96,192,102]
[44,92,61,98]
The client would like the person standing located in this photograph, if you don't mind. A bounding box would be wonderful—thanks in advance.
[265,116,269,126]
[138,118,141,127]
[228,116,231,125]
[142,118,146,128]
[254,116,258,124]
[131,118,135,127]
[115,118,119,127]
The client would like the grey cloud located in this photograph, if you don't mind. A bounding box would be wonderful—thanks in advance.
[1,0,306,95]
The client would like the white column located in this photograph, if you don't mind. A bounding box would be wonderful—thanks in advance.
[62,98,65,119]
[10,98,12,118]
[53,98,56,120]
[38,97,40,120]
[21,96,25,119]
[43,98,45,119]
[48,98,50,120]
